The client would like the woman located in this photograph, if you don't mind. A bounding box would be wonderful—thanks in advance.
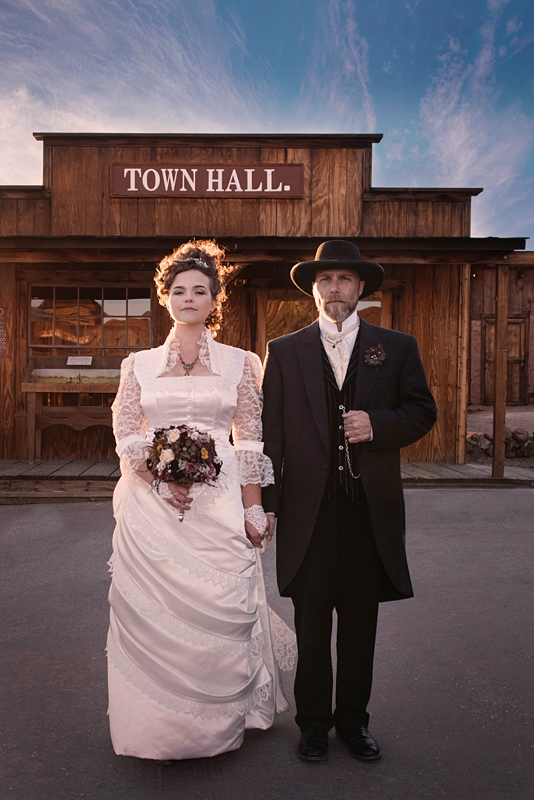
[107,239,291,761]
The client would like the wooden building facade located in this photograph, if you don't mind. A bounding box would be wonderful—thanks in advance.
[0,133,528,465]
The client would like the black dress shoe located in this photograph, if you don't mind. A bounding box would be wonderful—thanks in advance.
[336,725,382,761]
[297,727,329,761]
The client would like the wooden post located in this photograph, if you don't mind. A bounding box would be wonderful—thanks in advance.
[27,393,36,464]
[456,264,470,464]
[492,263,509,477]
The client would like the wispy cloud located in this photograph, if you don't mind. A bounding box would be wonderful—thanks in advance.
[380,1,534,240]
[0,0,278,183]
[296,0,377,133]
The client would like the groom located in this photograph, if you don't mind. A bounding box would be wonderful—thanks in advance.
[262,240,437,762]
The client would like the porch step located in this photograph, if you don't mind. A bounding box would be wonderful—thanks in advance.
[0,460,120,503]
[0,459,532,503]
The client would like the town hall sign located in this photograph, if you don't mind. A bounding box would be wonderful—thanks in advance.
[111,164,303,198]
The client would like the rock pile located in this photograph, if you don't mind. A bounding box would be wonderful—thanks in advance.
[466,428,534,459]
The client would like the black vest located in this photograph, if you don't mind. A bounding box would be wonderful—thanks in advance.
[321,336,361,501]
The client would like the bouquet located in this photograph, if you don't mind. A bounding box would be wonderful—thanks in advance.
[147,425,223,518]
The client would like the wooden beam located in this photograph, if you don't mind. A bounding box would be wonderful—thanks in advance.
[492,264,509,477]
[456,265,470,464]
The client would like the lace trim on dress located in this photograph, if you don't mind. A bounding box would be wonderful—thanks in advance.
[236,450,275,487]
[107,631,274,719]
[157,329,212,377]
[112,353,148,471]
[121,494,257,592]
[110,553,265,659]
[267,608,298,672]
[233,352,275,487]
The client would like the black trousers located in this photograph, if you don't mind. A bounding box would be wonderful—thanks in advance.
[287,489,388,732]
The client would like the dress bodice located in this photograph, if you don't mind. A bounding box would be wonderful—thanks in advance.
[112,329,273,487]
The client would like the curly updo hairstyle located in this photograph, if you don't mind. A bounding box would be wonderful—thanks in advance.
[155,239,230,334]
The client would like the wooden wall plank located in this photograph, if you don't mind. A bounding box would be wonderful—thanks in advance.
[329,148,348,237]
[34,197,51,235]
[456,264,470,463]
[345,148,363,236]
[259,148,282,237]
[414,201,434,236]
[13,277,29,458]
[310,148,331,237]
[167,146,214,237]
[16,200,36,235]
[274,148,311,237]
[361,199,382,236]
[384,202,401,237]
[104,146,135,235]
[19,268,154,285]
[492,264,509,476]
[0,265,17,457]
[0,200,18,236]
[40,425,117,460]
[84,147,106,235]
[217,286,253,350]
[207,147,260,237]
[50,146,81,234]
[396,202,414,237]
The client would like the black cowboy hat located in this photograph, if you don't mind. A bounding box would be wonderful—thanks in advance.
[290,240,384,298]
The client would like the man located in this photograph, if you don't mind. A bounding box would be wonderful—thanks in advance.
[262,240,437,762]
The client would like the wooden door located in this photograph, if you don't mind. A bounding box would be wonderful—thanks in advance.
[255,290,317,362]
[483,317,528,405]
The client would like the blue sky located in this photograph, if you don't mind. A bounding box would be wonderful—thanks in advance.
[1,0,533,244]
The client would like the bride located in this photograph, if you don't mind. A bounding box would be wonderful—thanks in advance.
[107,239,291,761]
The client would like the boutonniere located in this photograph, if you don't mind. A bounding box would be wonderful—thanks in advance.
[363,344,387,367]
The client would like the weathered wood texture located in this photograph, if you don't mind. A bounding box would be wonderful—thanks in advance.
[362,199,471,236]
[492,265,510,477]
[0,265,17,457]
[470,265,534,404]
[0,192,51,236]
[388,263,462,463]
[44,144,373,238]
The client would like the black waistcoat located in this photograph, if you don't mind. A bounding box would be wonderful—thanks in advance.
[321,335,361,500]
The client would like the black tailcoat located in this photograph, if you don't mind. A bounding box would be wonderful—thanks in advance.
[262,319,437,600]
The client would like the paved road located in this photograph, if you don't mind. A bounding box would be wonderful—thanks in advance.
[1,488,533,800]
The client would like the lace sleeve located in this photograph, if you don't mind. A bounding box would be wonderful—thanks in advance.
[232,352,275,487]
[112,353,148,471]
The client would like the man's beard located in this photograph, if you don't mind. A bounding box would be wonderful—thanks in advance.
[323,299,357,323]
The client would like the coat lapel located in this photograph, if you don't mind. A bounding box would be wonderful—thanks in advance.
[354,319,380,409]
[296,322,330,454]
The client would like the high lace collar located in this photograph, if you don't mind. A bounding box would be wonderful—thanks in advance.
[318,307,360,338]
[156,327,213,378]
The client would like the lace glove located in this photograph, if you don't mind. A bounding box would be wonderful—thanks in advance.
[154,481,173,500]
[244,504,268,538]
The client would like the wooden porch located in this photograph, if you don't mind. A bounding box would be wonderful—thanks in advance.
[0,459,532,503]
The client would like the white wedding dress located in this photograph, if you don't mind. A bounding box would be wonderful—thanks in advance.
[107,328,293,760]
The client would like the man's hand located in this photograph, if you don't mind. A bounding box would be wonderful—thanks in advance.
[245,520,264,548]
[342,410,372,443]
[265,513,276,542]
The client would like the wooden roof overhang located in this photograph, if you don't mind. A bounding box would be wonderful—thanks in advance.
[0,235,527,264]
[32,132,384,148]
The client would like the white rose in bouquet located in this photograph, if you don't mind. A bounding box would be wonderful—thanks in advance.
[160,448,175,464]
[167,428,181,444]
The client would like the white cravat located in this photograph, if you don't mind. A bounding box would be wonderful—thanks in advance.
[319,309,360,390]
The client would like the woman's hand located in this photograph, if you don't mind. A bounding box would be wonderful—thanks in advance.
[160,481,193,511]
[244,504,268,548]
[244,520,265,548]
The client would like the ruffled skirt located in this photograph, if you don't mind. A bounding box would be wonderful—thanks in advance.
[107,468,289,760]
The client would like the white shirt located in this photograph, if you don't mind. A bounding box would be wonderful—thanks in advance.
[318,308,373,441]
[318,308,360,389]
